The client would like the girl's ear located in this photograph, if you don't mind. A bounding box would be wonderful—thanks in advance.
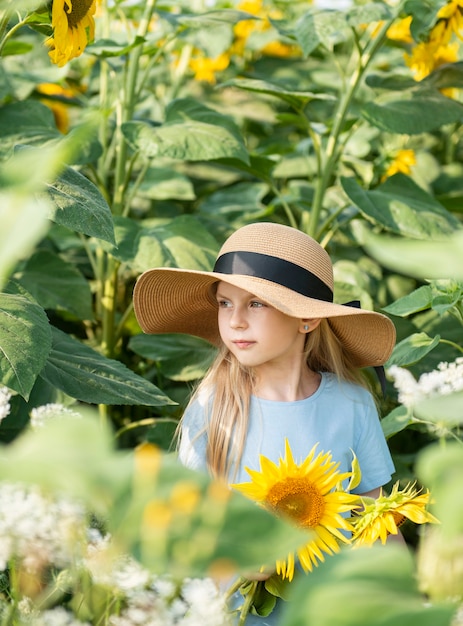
[300,318,322,333]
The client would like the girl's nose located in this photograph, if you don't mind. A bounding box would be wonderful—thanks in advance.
[230,306,248,329]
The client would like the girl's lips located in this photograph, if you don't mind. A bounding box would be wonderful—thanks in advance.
[232,340,255,349]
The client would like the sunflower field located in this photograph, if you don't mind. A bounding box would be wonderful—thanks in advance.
[0,0,463,624]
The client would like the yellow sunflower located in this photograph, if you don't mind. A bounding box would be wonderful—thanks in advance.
[47,0,97,67]
[232,440,360,581]
[351,482,439,547]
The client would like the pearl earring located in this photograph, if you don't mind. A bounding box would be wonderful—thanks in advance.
[303,324,309,331]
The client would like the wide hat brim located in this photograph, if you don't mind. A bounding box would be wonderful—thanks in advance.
[133,267,396,368]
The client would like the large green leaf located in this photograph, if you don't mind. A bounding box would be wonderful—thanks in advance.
[361,88,463,134]
[417,443,463,538]
[199,181,269,217]
[283,546,454,626]
[383,286,433,317]
[386,332,441,367]
[363,229,463,280]
[123,119,250,164]
[0,100,59,159]
[342,174,461,239]
[39,327,175,406]
[123,98,249,164]
[43,165,116,245]
[129,334,216,381]
[136,166,195,201]
[0,287,52,399]
[295,9,350,56]
[106,215,219,273]
[421,60,463,91]
[15,249,93,320]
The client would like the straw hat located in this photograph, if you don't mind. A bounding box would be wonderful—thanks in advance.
[133,222,396,368]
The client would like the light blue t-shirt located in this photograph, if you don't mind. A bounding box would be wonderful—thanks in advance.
[178,372,395,626]
[179,371,394,493]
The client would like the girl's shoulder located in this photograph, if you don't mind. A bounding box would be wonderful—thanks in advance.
[321,372,375,406]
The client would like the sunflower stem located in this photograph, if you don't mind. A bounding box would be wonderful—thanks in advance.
[238,581,258,626]
[307,3,405,239]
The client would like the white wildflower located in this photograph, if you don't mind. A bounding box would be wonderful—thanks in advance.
[108,589,171,626]
[30,404,81,429]
[26,606,91,625]
[388,358,463,407]
[0,482,86,571]
[180,578,231,626]
[0,386,11,423]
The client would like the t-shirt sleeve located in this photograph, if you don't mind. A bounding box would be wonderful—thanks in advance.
[178,399,208,473]
[352,393,395,494]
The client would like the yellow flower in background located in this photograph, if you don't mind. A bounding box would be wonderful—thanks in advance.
[233,0,300,59]
[387,15,413,43]
[189,52,230,84]
[351,482,439,547]
[437,0,463,39]
[384,148,416,178]
[36,82,76,133]
[405,39,459,80]
[232,441,360,582]
[47,0,97,67]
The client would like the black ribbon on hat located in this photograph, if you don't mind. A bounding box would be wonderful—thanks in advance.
[214,251,334,302]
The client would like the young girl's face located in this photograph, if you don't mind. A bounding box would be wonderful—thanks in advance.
[215,282,307,370]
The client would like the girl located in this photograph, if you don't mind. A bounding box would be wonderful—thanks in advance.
[133,222,399,624]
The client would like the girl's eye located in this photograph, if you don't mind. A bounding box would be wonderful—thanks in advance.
[217,299,232,308]
[250,300,265,308]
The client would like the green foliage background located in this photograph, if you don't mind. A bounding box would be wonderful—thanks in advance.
[0,0,463,623]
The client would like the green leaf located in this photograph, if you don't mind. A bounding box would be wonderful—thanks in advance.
[123,119,250,164]
[347,3,392,27]
[88,36,145,57]
[43,166,116,245]
[417,442,463,538]
[200,181,269,217]
[381,405,414,439]
[0,101,59,159]
[363,229,463,280]
[1,40,33,55]
[342,175,461,239]
[361,88,463,134]
[0,412,132,515]
[106,215,219,273]
[422,61,463,91]
[283,546,455,626]
[0,189,49,291]
[123,98,249,165]
[136,167,196,201]
[40,327,176,406]
[404,0,447,42]
[0,287,52,399]
[15,250,93,320]
[383,285,433,317]
[129,334,216,382]
[221,78,336,108]
[386,332,441,367]
[415,390,463,424]
[295,9,350,57]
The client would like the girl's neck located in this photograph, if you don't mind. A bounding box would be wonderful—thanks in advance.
[253,366,321,402]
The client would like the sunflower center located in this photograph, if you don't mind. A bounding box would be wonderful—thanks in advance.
[392,512,407,528]
[266,477,325,528]
[64,0,94,29]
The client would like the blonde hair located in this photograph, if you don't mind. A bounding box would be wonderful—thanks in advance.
[177,318,371,481]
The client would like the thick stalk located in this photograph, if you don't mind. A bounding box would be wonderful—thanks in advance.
[100,0,156,358]
[307,8,404,239]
